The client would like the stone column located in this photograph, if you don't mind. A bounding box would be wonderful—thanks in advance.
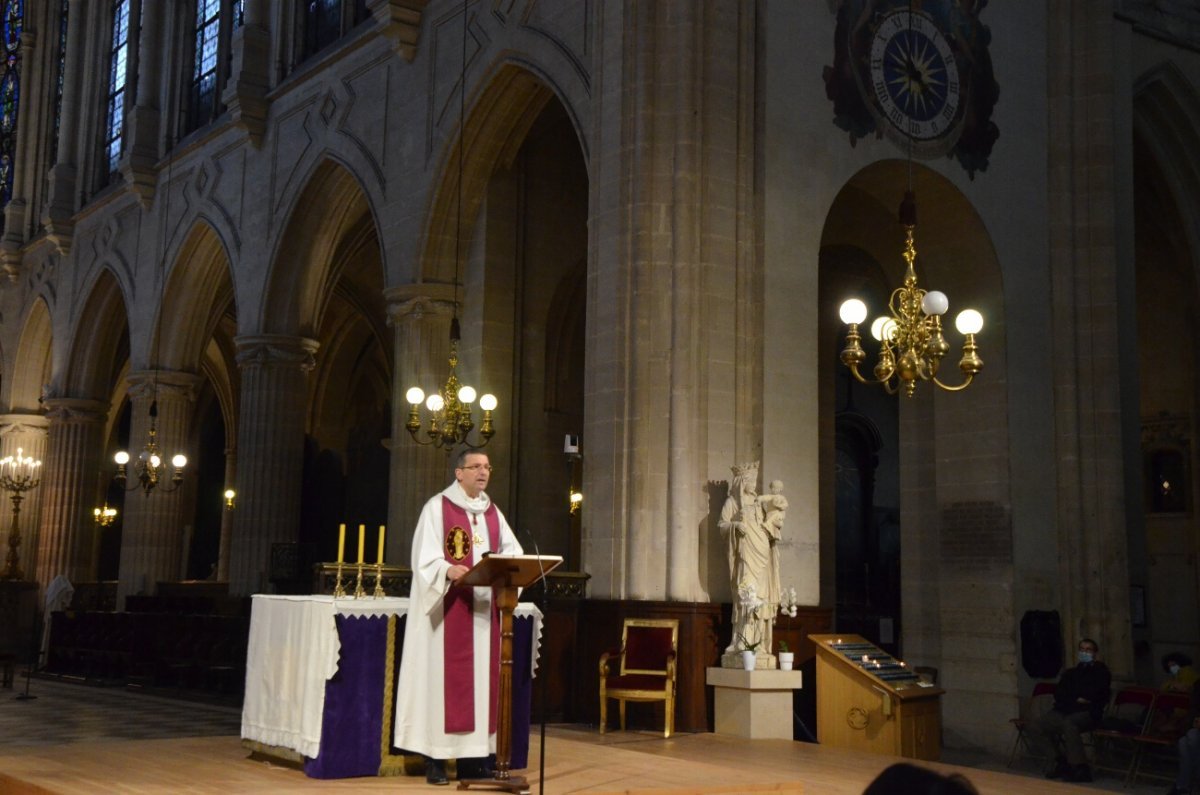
[216,448,236,581]
[228,335,318,596]
[385,286,456,562]
[42,0,88,253]
[115,371,200,606]
[1,30,39,278]
[36,399,107,588]
[222,0,270,143]
[0,415,49,580]
[119,0,163,203]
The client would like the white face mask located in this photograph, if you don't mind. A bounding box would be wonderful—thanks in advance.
[1170,663,1181,676]
[1078,650,1094,664]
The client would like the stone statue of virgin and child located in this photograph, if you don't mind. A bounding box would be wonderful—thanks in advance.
[719,461,788,668]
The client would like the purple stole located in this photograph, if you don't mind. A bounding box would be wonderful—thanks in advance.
[441,496,501,734]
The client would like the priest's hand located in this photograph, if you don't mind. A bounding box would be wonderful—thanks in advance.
[447,564,470,582]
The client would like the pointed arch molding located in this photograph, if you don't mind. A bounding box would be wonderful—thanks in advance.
[10,298,53,412]
[64,270,129,400]
[1133,63,1200,289]
[260,159,380,336]
[157,221,237,371]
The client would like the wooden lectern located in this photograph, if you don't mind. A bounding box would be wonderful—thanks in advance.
[456,553,562,794]
[809,633,944,761]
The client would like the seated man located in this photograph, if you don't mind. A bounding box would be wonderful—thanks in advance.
[1026,637,1111,783]
[1166,677,1200,795]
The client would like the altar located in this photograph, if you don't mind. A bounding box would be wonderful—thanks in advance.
[240,594,543,779]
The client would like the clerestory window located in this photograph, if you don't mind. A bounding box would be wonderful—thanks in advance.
[185,0,244,134]
[104,0,131,177]
[0,0,23,207]
[297,0,369,65]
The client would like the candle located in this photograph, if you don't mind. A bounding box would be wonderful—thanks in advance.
[377,525,386,564]
[357,524,365,564]
[337,523,346,563]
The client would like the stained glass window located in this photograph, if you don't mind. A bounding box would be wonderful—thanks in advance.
[51,0,66,159]
[0,0,23,206]
[189,0,221,130]
[299,0,369,64]
[105,0,130,175]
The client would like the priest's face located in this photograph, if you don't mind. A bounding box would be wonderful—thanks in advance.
[456,453,492,498]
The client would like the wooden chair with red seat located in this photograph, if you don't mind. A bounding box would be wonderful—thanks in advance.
[1008,681,1058,767]
[599,618,679,738]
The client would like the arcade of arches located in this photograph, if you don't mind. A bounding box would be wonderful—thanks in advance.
[0,0,1196,757]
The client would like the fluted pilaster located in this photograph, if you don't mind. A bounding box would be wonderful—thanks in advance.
[0,415,48,580]
[385,287,456,561]
[228,335,318,595]
[116,371,200,605]
[36,399,107,588]
[217,448,236,581]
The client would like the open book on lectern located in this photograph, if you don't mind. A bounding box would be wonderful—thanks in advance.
[457,553,563,589]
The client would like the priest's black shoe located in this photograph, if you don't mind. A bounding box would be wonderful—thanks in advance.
[457,756,495,780]
[425,757,449,786]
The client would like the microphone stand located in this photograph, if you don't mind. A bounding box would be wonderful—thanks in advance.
[524,528,550,795]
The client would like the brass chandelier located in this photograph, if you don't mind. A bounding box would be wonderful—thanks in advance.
[837,190,983,397]
[402,1,497,450]
[114,399,188,495]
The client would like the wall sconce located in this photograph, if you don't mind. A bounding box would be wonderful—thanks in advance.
[569,490,583,515]
[223,488,236,509]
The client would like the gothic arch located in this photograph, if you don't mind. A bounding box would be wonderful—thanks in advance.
[63,269,130,400]
[259,156,381,337]
[1134,62,1200,301]
[9,298,53,412]
[156,220,237,372]
[420,63,557,284]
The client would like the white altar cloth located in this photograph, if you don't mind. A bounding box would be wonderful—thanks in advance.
[240,594,543,759]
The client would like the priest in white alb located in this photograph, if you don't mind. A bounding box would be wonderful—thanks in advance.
[394,448,523,785]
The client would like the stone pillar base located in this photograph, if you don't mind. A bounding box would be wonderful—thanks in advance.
[706,666,803,739]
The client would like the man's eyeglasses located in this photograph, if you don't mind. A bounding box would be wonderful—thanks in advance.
[460,463,493,472]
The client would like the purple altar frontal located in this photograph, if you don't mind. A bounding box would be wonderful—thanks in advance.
[240,595,541,780]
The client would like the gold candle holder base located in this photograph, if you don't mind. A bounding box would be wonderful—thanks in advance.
[353,563,366,599]
[372,563,385,598]
[332,561,347,598]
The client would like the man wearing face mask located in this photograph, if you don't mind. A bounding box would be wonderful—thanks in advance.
[1026,637,1111,783]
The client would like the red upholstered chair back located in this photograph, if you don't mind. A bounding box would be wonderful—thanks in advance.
[620,619,678,676]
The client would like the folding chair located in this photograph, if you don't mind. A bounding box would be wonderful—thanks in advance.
[1008,681,1057,767]
[1128,691,1193,787]
[1092,685,1157,785]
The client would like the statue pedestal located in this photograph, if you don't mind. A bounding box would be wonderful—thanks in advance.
[706,667,803,739]
[720,650,776,670]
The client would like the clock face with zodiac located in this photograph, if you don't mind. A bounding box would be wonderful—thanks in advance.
[824,0,1000,177]
[867,9,961,144]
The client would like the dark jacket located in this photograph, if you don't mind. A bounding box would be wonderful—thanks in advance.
[1054,661,1112,721]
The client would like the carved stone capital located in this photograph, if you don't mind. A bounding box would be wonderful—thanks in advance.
[0,414,50,437]
[118,106,162,207]
[234,334,319,372]
[384,284,457,327]
[125,370,203,403]
[221,23,270,146]
[42,398,108,426]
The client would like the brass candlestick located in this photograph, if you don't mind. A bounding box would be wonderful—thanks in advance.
[372,562,385,598]
[0,448,41,581]
[332,560,347,598]
[353,562,366,599]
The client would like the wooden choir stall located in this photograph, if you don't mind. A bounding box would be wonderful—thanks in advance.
[809,634,944,761]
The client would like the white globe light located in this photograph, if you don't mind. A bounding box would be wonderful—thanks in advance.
[479,393,498,411]
[172,454,187,468]
[149,454,162,468]
[921,290,949,316]
[114,451,130,465]
[839,298,868,325]
[405,387,425,405]
[224,489,236,500]
[870,316,896,342]
[426,394,445,412]
[955,309,984,335]
[457,385,477,404]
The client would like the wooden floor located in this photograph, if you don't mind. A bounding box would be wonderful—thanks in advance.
[0,725,1122,795]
